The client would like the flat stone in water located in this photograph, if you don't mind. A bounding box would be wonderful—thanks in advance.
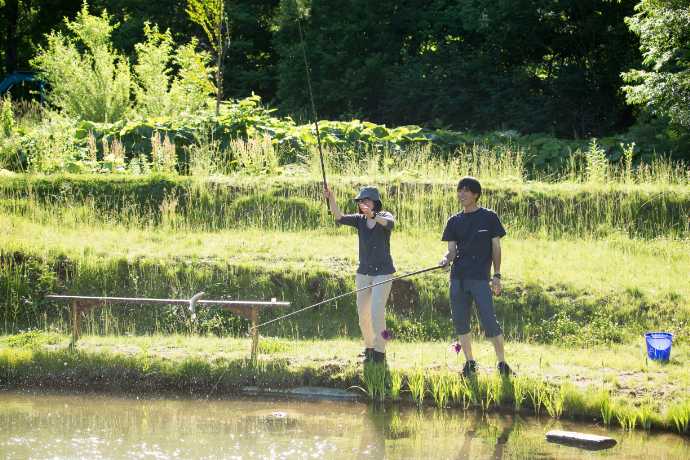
[546,430,617,450]
[241,386,360,401]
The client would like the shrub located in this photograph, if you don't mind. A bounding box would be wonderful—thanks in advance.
[31,3,131,123]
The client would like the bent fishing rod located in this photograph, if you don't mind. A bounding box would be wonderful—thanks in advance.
[252,264,445,330]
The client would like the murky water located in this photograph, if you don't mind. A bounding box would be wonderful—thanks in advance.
[0,390,687,459]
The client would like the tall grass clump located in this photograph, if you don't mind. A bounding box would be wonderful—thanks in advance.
[361,362,387,402]
[429,373,451,409]
[616,402,639,431]
[543,384,566,419]
[511,376,528,412]
[638,398,655,431]
[526,379,549,416]
[311,143,526,184]
[478,375,502,412]
[666,401,690,434]
[449,374,472,409]
[600,391,614,426]
[585,139,609,183]
[389,370,403,401]
[232,136,280,175]
[408,369,426,407]
[1,95,14,137]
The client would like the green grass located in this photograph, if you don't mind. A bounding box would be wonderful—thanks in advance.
[1,174,688,239]
[2,217,688,342]
[1,333,689,434]
[4,223,686,302]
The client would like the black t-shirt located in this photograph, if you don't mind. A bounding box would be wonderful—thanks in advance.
[441,207,506,280]
[338,212,396,275]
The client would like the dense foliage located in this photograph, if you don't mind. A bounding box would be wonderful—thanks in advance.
[0,0,686,150]
[623,0,690,129]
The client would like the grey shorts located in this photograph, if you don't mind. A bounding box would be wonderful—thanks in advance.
[450,278,502,338]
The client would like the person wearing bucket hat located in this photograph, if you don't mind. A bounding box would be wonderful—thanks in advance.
[323,185,396,364]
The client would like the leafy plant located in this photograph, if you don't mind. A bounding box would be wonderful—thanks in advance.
[585,139,608,183]
[31,2,131,122]
[1,95,14,138]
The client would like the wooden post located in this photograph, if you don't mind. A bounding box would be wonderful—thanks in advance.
[69,301,80,351]
[250,306,259,362]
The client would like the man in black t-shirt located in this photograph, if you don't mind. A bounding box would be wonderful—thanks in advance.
[439,176,513,377]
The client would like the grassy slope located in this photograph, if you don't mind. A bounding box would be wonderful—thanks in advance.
[3,215,688,305]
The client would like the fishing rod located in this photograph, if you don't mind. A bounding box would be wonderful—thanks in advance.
[295,5,328,190]
[252,264,445,330]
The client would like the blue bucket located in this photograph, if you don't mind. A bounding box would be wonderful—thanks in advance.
[645,332,673,361]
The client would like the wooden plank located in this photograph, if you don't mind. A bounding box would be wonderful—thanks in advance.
[46,295,289,308]
[49,294,290,353]
[545,430,617,451]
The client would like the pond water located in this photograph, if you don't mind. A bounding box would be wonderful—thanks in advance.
[0,390,687,459]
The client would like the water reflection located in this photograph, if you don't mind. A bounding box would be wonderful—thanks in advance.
[0,390,688,459]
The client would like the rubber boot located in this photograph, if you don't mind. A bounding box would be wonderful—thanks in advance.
[372,350,386,363]
[362,348,375,363]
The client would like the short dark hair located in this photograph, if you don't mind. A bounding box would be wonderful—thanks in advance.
[457,176,481,197]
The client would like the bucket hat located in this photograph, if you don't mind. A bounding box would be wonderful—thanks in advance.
[353,186,381,202]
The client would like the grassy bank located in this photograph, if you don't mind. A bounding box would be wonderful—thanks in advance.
[1,173,688,238]
[1,174,687,341]
[2,225,688,343]
[1,333,688,436]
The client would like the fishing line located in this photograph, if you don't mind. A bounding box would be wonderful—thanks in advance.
[252,265,445,330]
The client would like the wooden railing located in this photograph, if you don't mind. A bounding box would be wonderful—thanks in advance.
[46,292,290,360]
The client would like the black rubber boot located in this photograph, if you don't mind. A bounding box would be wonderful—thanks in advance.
[372,350,386,363]
[462,360,478,378]
[362,348,375,363]
[497,361,514,377]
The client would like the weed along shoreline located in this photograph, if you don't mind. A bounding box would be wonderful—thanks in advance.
[1,334,689,437]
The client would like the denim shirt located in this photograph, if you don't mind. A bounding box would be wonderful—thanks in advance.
[338,212,396,275]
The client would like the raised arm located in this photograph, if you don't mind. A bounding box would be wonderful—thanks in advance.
[372,212,395,230]
[323,185,343,221]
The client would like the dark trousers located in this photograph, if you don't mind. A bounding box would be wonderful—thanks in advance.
[450,278,502,338]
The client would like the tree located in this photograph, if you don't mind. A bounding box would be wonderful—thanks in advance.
[31,2,131,122]
[623,0,690,128]
[274,0,640,137]
[186,0,230,115]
